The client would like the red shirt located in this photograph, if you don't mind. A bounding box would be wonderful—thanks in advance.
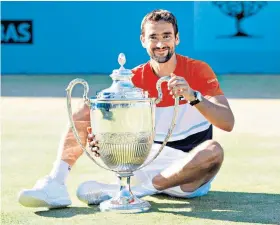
[132,54,223,107]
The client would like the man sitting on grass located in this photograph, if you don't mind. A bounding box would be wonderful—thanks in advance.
[18,9,234,209]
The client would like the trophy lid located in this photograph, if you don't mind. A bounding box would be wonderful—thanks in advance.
[96,53,148,101]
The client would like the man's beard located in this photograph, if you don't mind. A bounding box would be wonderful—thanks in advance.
[150,47,174,63]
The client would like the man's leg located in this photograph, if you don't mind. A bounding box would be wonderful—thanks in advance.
[18,103,90,208]
[76,140,223,204]
[152,140,224,193]
[51,103,91,173]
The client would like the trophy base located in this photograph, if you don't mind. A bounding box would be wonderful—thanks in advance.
[99,189,151,213]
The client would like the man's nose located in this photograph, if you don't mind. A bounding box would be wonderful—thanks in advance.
[156,41,164,48]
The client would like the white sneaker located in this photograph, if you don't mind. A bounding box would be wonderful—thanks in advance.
[18,176,71,209]
[76,181,118,205]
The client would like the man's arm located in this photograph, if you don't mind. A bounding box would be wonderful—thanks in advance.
[168,73,234,132]
[194,95,235,132]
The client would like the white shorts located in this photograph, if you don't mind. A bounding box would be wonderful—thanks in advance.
[133,144,214,198]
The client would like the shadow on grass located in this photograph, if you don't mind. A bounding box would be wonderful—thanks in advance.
[148,191,280,224]
[35,205,99,217]
[34,191,280,224]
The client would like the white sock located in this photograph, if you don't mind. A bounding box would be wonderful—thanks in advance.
[49,160,71,184]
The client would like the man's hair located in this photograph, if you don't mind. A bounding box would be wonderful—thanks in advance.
[141,9,178,36]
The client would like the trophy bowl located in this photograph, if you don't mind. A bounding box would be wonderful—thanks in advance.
[66,53,179,213]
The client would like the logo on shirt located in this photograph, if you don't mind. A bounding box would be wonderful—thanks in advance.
[207,78,217,84]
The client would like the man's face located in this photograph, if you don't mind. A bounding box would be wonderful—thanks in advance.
[141,21,179,63]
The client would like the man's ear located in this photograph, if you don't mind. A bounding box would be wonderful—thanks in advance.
[175,32,180,46]
[140,35,146,48]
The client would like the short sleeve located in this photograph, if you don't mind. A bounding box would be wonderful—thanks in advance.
[194,61,224,98]
[131,65,144,89]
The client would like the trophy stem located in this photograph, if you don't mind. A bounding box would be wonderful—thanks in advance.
[118,174,132,194]
[99,173,151,213]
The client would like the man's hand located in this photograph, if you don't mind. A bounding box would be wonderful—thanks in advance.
[167,73,195,101]
[87,127,100,157]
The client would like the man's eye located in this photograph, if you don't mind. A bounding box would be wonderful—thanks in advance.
[163,35,171,39]
[150,36,157,40]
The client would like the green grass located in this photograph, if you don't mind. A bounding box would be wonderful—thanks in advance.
[1,75,280,225]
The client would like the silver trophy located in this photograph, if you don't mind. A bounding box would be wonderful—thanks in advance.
[66,53,179,213]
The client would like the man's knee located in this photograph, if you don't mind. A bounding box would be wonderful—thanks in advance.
[73,103,90,122]
[205,140,223,162]
[179,140,224,192]
[65,103,90,150]
[193,140,224,170]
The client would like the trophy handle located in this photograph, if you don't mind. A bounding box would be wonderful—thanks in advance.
[137,76,179,170]
[66,78,112,171]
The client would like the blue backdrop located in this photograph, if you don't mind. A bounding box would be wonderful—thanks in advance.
[2,1,280,75]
